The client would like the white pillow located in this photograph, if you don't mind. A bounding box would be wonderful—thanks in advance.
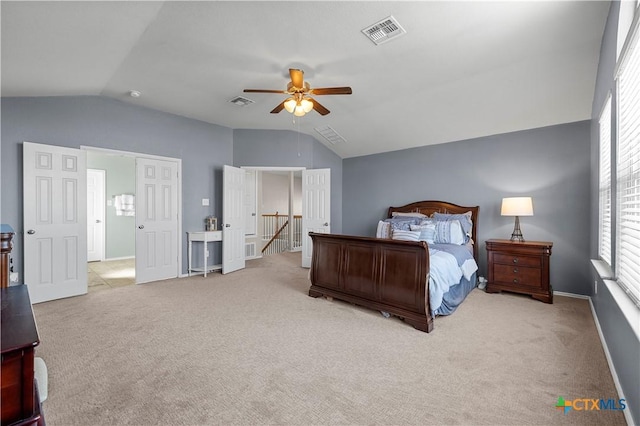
[392,229,421,241]
[435,219,465,245]
[376,220,392,239]
[410,223,436,244]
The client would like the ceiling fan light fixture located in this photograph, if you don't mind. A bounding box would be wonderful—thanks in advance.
[301,98,313,113]
[284,97,297,113]
[293,106,306,117]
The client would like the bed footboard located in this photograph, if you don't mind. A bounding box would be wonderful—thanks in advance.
[308,233,433,332]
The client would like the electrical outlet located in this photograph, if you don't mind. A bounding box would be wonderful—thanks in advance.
[594,280,598,294]
[10,272,19,283]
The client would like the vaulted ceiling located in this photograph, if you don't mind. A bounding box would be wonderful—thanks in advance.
[1,1,610,158]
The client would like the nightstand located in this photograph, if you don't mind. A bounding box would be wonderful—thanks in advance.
[485,239,553,303]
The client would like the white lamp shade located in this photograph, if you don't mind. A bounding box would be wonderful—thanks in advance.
[301,98,313,113]
[293,106,306,117]
[501,197,534,216]
[283,98,296,113]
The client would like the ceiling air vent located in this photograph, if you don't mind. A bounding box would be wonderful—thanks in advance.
[228,96,255,107]
[362,16,406,46]
[315,125,346,145]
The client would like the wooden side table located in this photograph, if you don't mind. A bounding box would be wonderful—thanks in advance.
[485,239,553,303]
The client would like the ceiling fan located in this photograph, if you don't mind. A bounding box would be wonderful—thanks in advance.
[244,68,352,116]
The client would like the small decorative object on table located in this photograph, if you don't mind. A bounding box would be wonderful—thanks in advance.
[205,216,217,231]
[485,239,553,303]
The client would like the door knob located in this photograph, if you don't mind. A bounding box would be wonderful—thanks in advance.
[225,224,231,228]
[138,225,144,229]
[96,220,102,224]
[323,222,329,226]
[27,229,36,235]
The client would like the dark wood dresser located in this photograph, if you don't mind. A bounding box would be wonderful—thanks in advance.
[1,285,44,425]
[485,239,553,303]
[1,224,15,288]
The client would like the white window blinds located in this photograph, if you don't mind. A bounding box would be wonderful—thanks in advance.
[599,97,612,267]
[616,17,640,307]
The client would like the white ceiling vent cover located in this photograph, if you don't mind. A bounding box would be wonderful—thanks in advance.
[228,96,255,107]
[362,16,406,45]
[315,125,346,145]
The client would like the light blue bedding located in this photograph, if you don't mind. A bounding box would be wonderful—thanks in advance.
[428,244,478,316]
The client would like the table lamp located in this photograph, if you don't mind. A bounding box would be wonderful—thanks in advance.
[501,197,533,242]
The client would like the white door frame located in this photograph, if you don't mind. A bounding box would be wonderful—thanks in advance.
[241,166,305,255]
[87,168,106,262]
[81,146,182,278]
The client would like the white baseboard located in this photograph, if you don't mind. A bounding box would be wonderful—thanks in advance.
[553,290,589,299]
[103,256,135,261]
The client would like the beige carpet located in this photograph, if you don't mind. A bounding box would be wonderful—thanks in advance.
[88,258,135,292]
[33,252,625,425]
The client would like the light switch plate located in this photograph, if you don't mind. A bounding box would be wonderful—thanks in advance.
[202,198,210,206]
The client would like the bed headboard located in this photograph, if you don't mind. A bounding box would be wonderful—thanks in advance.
[387,200,480,261]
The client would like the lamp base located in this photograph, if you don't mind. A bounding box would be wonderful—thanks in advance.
[510,216,525,242]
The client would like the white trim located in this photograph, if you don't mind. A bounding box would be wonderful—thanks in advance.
[591,258,615,280]
[589,298,635,426]
[552,291,589,300]
[103,256,135,262]
[241,166,306,172]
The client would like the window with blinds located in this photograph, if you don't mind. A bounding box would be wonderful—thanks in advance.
[599,96,612,267]
[616,14,640,307]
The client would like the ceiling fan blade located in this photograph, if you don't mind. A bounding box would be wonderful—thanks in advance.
[289,69,304,89]
[270,101,286,114]
[309,87,352,95]
[308,97,330,115]
[244,89,288,94]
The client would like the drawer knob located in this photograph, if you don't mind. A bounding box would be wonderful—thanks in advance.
[513,258,518,264]
[513,268,518,273]
[513,279,518,283]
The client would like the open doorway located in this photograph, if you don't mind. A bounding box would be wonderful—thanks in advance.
[242,168,303,261]
[260,170,302,256]
[86,151,136,292]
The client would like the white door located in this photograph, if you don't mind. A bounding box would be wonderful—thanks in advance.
[23,142,88,303]
[223,165,245,274]
[87,169,105,262]
[135,158,179,283]
[244,169,257,236]
[302,169,331,268]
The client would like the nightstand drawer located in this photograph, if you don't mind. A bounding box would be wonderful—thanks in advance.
[494,264,541,287]
[493,253,541,268]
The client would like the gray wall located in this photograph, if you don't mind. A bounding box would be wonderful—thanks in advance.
[233,129,343,233]
[1,95,234,275]
[589,1,639,423]
[87,151,136,259]
[343,121,591,295]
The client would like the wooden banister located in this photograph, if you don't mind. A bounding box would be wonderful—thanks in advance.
[262,220,289,253]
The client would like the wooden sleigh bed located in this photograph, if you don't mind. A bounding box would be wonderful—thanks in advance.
[308,200,479,333]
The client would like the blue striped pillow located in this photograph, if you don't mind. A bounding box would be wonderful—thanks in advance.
[392,229,421,241]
